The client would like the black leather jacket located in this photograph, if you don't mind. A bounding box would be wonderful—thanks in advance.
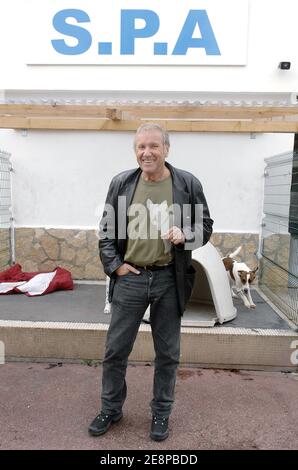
[99,162,213,315]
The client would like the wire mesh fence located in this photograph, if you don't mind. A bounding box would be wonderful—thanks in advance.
[0,150,12,270]
[259,150,298,327]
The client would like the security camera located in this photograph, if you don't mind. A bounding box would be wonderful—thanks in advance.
[279,62,291,70]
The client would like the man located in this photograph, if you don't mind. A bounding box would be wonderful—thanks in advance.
[89,123,213,441]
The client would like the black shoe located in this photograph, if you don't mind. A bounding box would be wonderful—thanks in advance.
[150,416,169,441]
[88,411,123,436]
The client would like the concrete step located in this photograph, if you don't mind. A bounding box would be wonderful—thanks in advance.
[1,319,298,371]
[0,285,297,370]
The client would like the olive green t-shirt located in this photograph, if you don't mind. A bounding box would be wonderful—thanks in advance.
[124,175,174,266]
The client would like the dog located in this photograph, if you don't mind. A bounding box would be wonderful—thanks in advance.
[222,246,258,309]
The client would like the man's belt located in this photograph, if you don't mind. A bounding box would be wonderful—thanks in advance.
[130,263,174,271]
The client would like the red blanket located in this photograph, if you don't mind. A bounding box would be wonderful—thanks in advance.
[0,264,73,296]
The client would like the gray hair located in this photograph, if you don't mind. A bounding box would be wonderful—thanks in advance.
[134,123,170,149]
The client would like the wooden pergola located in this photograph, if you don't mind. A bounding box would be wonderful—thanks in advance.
[0,103,298,132]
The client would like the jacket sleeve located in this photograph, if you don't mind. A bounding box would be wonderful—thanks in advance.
[182,177,213,251]
[98,178,124,277]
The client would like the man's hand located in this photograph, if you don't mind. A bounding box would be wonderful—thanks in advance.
[116,263,140,276]
[163,226,185,245]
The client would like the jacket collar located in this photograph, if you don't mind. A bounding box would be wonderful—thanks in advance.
[124,168,141,208]
[166,162,189,206]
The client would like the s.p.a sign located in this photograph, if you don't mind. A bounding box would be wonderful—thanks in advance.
[27,0,249,65]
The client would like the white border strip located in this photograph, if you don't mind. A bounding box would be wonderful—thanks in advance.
[0,319,297,337]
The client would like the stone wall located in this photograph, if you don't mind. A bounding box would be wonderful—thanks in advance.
[14,228,259,281]
[262,233,291,274]
[0,228,11,271]
[15,228,104,279]
[210,232,259,271]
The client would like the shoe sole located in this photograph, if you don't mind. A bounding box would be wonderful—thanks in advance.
[150,431,169,441]
[89,414,123,436]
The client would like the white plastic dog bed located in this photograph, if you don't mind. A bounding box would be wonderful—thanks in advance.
[182,242,237,326]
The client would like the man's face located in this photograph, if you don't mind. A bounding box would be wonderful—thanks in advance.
[135,130,169,177]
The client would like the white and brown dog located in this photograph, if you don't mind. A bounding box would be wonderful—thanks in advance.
[222,246,258,309]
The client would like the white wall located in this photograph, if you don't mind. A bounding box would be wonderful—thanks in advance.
[0,129,294,232]
[0,0,297,92]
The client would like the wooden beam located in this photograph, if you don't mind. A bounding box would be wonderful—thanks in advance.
[105,108,122,121]
[0,102,297,132]
[0,104,297,120]
[0,116,297,132]
[123,106,298,120]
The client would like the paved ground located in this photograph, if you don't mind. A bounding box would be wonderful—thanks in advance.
[0,362,297,450]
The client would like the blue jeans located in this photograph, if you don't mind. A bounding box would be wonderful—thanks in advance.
[101,266,181,418]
